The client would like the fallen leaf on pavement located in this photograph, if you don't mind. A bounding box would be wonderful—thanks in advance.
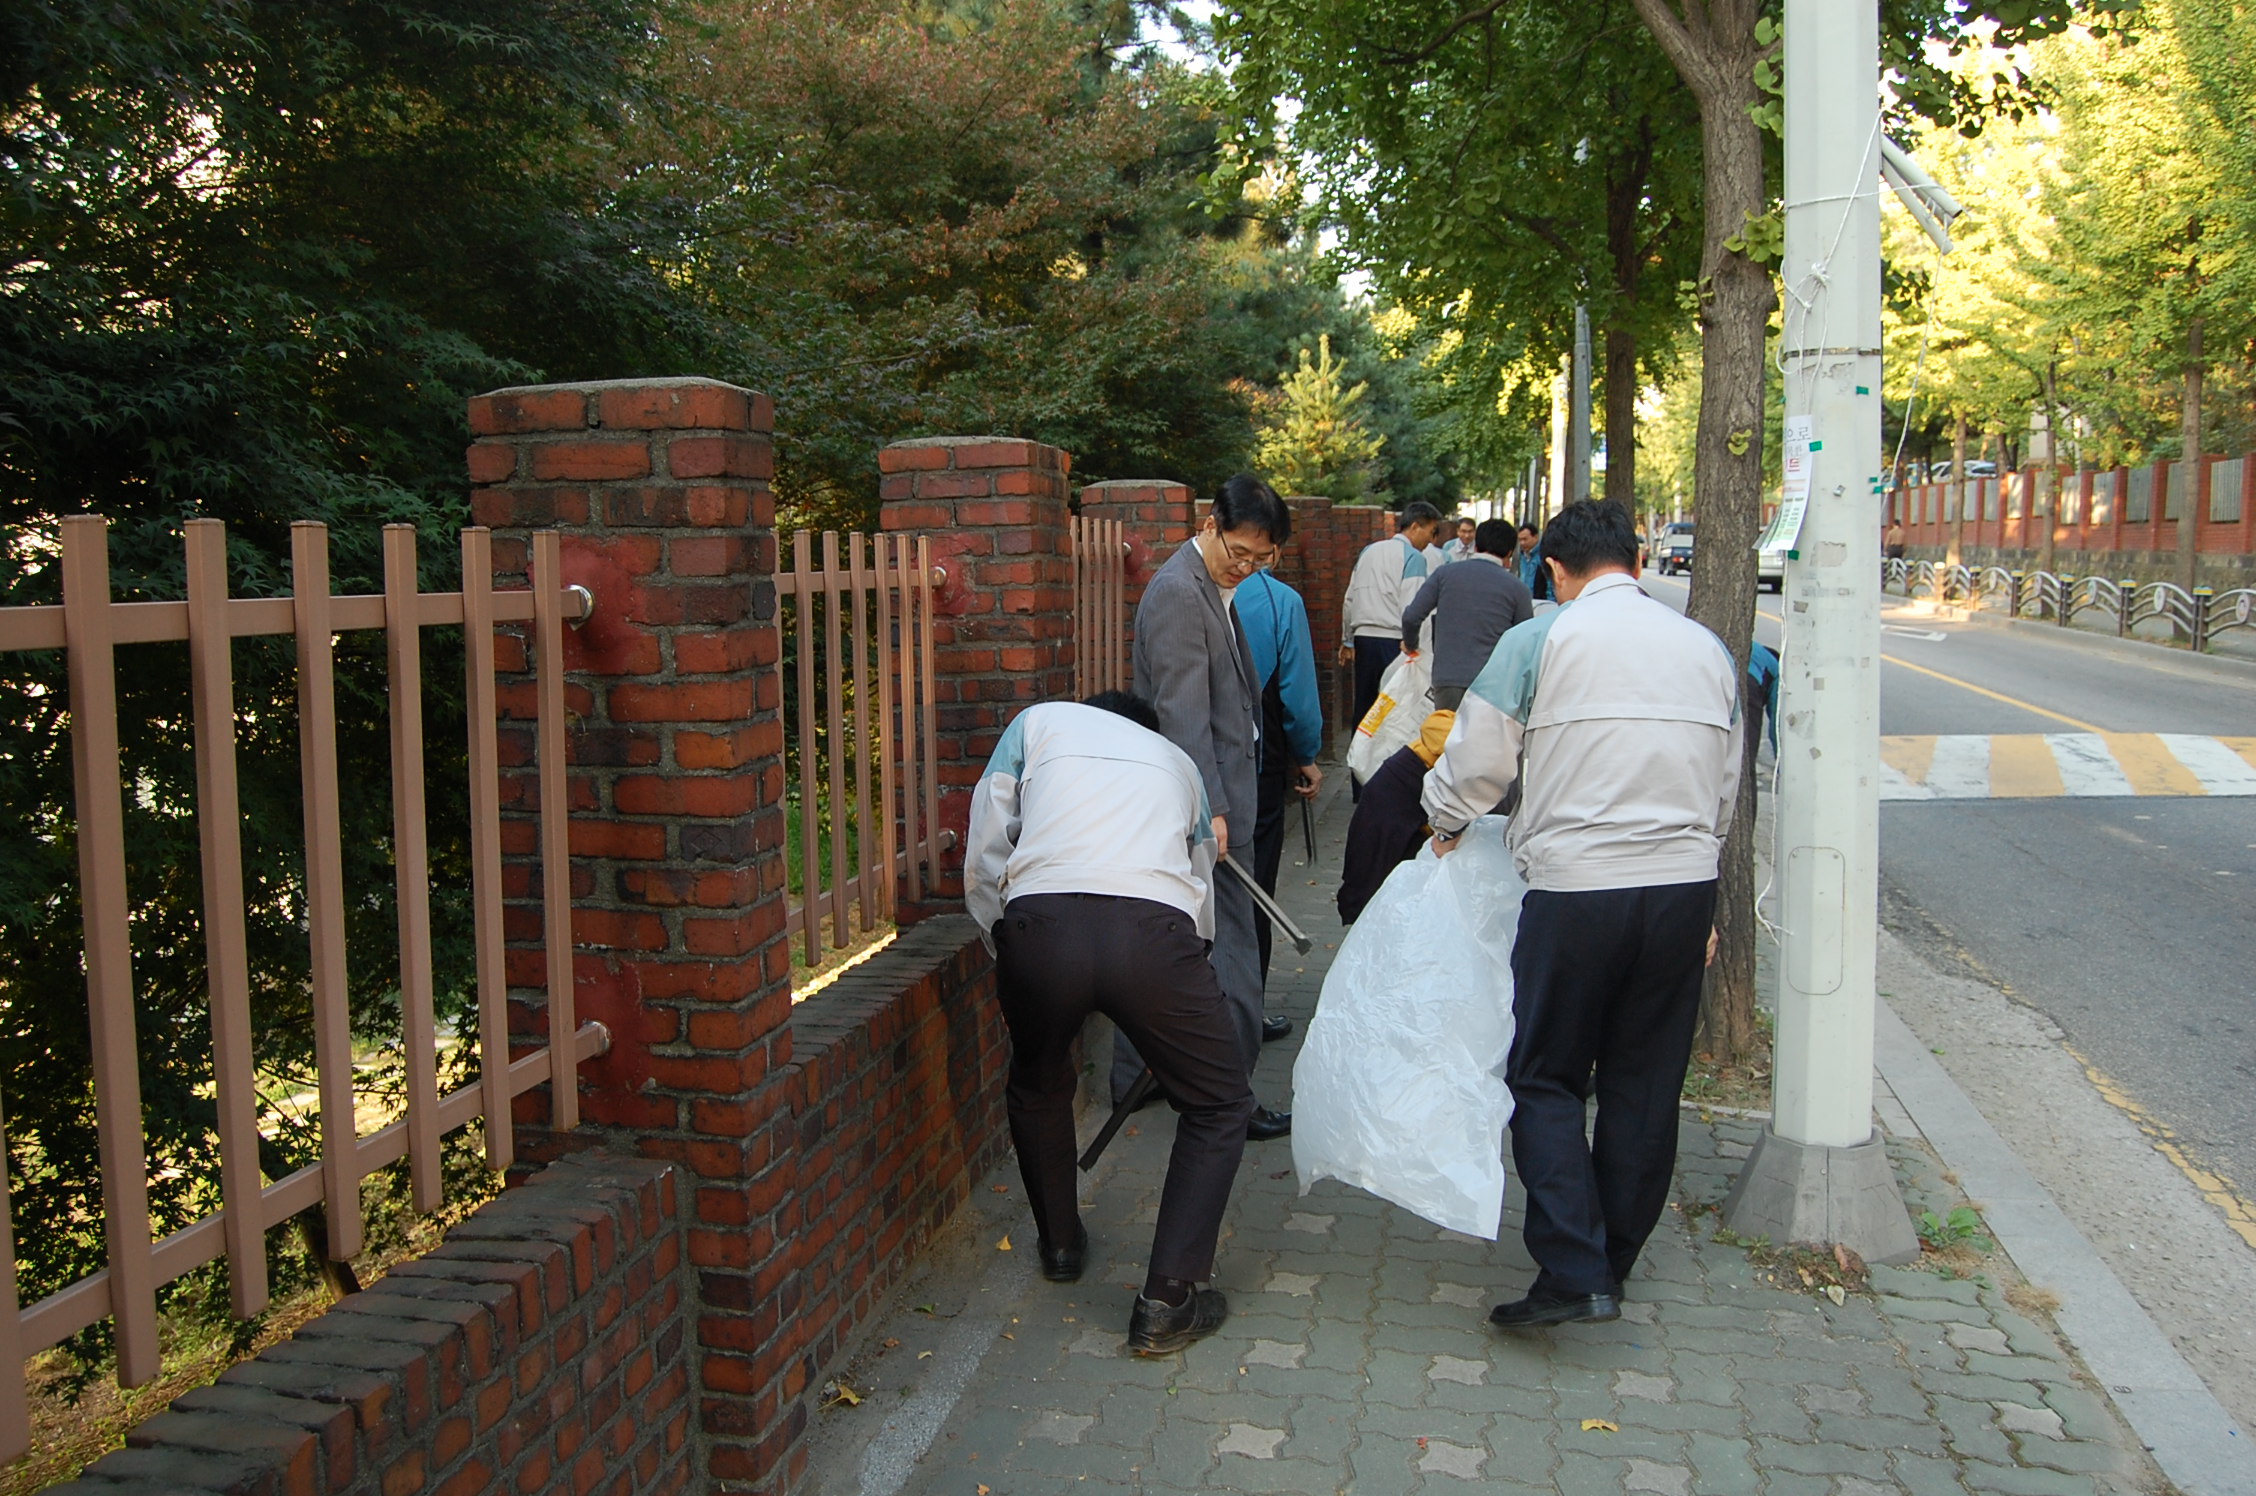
[1580,1419,1618,1433]
[996,1235,1012,1251]
[1824,1285,1847,1306]
[917,1350,933,1360]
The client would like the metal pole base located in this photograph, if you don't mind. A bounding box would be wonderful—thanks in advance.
[1721,1127,1921,1265]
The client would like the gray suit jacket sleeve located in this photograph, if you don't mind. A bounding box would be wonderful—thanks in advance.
[1136,572,1229,821]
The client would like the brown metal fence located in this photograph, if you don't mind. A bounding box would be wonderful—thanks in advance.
[0,516,604,1461]
[1071,516,1127,697]
[776,532,943,971]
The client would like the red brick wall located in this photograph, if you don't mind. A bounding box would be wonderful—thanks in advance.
[1077,478,1194,625]
[461,392,1018,1496]
[782,919,1010,1375]
[61,1152,690,1496]
[1268,498,1394,752]
[878,437,1074,909]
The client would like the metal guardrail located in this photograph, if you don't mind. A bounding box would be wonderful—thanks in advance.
[1883,558,2256,651]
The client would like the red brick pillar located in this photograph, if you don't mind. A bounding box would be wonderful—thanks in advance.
[1076,478,1194,618]
[878,437,1074,914]
[466,377,800,1494]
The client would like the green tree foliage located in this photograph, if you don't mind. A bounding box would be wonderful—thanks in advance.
[642,0,1459,527]
[0,0,1466,1380]
[1217,0,1703,508]
[1254,333,1387,500]
[0,0,687,1360]
[1879,2,2256,474]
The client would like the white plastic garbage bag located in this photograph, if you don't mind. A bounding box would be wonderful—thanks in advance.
[1345,651,1431,784]
[1290,816,1523,1238]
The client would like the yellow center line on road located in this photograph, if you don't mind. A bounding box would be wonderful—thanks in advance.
[1879,653,2105,733]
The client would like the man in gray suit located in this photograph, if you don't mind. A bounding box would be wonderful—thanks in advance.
[1114,474,1295,1140]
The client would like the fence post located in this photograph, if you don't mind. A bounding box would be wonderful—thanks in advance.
[2194,587,2212,652]
[467,376,804,1492]
[1076,478,1194,621]
[878,437,1075,918]
[2119,577,2135,637]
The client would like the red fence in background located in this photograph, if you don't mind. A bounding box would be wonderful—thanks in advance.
[1891,455,2256,558]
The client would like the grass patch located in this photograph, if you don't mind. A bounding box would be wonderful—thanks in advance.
[5,1144,499,1493]
[1681,1009,1776,1113]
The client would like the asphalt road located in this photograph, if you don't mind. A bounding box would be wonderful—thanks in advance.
[1646,568,2256,1201]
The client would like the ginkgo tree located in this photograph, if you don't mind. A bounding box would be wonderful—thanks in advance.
[1220,0,2139,1063]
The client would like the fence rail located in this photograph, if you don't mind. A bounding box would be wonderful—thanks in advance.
[1070,516,1127,697]
[0,517,603,1462]
[775,532,942,971]
[1883,557,2256,652]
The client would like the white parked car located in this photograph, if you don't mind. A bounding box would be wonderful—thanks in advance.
[1758,542,1787,593]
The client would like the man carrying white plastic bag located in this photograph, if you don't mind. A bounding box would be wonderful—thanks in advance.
[1291,816,1523,1240]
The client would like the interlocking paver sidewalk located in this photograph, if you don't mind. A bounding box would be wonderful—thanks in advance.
[801,787,2168,1496]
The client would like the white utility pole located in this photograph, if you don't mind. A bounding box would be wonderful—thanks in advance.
[1722,0,1918,1263]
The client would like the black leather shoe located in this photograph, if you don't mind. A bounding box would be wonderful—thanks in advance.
[1127,1288,1228,1355]
[1247,1105,1292,1140]
[1039,1224,1088,1284]
[1261,1014,1294,1043]
[1487,1289,1621,1329]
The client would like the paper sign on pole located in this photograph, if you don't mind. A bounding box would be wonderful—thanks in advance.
[1757,414,1815,552]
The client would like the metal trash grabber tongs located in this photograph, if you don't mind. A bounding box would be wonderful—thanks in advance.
[1078,855,1313,1171]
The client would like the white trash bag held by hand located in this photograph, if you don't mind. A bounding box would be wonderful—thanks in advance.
[1290,817,1522,1238]
[1345,650,1430,784]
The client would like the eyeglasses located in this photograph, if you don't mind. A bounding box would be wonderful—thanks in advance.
[1207,531,1277,575]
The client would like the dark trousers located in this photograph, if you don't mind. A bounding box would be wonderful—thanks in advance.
[1336,746,1429,924]
[995,893,1255,1282]
[1253,769,1286,982]
[1506,880,1718,1296]
[1351,636,1401,729]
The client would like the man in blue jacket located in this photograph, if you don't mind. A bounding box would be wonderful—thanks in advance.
[1236,568,1324,992]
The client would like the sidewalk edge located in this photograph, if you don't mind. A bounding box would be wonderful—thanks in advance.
[1873,998,2251,1495]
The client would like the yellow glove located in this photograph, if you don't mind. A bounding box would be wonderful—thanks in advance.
[1409,709,1456,767]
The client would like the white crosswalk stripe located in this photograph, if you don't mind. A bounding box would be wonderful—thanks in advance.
[2159,733,2256,794]
[1879,734,2256,800]
[2045,734,2136,797]
[1921,735,1992,798]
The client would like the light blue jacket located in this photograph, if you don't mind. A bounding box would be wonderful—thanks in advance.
[1235,570,1323,767]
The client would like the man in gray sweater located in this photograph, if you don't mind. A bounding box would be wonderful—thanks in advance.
[1400,518,1535,709]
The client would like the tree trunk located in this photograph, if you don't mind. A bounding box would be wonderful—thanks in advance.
[1948,410,1967,580]
[1602,124,1655,513]
[1604,322,1639,512]
[2179,315,2203,595]
[1627,0,1771,1065]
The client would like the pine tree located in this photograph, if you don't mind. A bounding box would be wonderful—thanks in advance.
[1255,334,1388,501]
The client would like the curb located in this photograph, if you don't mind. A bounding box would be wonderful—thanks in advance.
[1873,999,2252,1495]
